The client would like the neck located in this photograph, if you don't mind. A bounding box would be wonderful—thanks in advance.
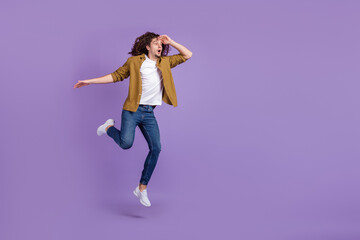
[146,53,158,61]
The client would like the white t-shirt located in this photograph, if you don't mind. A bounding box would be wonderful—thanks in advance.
[139,54,163,105]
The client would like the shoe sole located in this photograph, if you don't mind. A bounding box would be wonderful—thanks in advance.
[97,119,114,136]
[97,125,104,136]
[133,190,151,207]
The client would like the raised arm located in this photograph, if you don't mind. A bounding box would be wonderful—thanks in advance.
[159,35,193,59]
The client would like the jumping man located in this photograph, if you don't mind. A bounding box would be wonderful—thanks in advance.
[73,32,192,207]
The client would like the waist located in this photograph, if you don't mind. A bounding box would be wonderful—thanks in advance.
[139,104,157,109]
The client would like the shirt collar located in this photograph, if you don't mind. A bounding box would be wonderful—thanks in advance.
[139,53,162,64]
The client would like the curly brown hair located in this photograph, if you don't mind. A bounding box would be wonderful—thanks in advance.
[128,31,171,56]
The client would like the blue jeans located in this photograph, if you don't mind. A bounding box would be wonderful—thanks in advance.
[106,104,161,185]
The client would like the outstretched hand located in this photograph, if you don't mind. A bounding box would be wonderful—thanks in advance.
[158,35,173,45]
[73,80,90,88]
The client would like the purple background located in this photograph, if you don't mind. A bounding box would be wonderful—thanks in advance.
[1,0,360,239]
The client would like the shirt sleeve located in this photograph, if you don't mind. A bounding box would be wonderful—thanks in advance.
[111,58,130,83]
[168,53,188,69]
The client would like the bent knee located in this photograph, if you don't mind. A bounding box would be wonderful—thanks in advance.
[120,138,134,149]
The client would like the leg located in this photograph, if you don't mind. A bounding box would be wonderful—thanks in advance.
[138,111,161,187]
[106,109,139,149]
[105,125,113,132]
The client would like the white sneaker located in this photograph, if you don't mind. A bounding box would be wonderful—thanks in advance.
[133,186,151,207]
[97,119,115,136]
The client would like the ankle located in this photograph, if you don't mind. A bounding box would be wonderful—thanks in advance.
[139,184,147,192]
[105,125,113,132]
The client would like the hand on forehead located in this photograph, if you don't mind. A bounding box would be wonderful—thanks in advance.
[154,37,162,44]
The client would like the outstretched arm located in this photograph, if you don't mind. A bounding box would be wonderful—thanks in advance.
[159,35,193,59]
[73,74,114,88]
[73,58,129,88]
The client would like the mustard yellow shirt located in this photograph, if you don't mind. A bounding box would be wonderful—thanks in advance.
[111,53,188,112]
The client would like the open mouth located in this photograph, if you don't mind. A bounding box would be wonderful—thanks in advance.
[157,49,161,54]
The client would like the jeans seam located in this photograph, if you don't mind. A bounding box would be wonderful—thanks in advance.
[141,123,154,183]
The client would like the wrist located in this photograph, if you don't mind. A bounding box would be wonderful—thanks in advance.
[169,40,176,46]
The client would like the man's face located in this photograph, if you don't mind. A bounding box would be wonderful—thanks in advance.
[147,37,162,57]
